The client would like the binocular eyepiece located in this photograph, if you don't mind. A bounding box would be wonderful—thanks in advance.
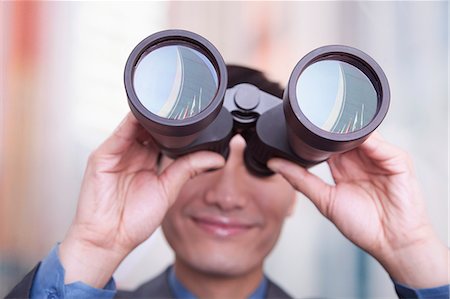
[124,30,390,176]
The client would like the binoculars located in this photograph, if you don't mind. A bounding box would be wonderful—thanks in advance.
[124,30,390,176]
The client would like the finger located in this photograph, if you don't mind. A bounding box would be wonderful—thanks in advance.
[358,133,413,173]
[359,133,401,161]
[97,112,154,156]
[268,158,334,217]
[159,151,225,205]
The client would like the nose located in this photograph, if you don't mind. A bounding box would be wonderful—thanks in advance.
[203,135,250,211]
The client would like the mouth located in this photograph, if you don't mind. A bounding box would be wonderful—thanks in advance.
[191,215,258,238]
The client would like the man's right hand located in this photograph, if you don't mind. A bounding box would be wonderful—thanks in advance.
[59,112,225,288]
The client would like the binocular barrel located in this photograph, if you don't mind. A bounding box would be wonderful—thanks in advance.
[124,29,390,176]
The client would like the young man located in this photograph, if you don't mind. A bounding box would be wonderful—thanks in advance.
[7,67,450,299]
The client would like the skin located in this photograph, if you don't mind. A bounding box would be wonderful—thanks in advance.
[268,133,449,288]
[160,135,296,298]
[60,112,449,297]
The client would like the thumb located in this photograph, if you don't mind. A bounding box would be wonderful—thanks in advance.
[268,158,333,217]
[159,151,225,205]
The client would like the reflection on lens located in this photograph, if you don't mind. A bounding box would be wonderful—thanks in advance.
[133,45,218,120]
[296,60,377,133]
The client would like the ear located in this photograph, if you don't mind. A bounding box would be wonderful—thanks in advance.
[286,193,297,217]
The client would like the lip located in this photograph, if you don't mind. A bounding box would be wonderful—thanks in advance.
[191,215,258,238]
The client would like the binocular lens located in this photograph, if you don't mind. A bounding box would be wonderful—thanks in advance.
[125,30,390,175]
[282,45,390,166]
[125,30,228,151]
[296,60,377,134]
[134,45,219,120]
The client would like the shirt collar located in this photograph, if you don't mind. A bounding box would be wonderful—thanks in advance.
[168,266,268,299]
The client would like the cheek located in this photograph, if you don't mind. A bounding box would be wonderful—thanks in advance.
[176,173,210,205]
[249,178,296,258]
[161,174,210,237]
[254,175,296,220]
[250,176,295,249]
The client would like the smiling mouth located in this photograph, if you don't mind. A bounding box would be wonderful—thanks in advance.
[191,216,257,238]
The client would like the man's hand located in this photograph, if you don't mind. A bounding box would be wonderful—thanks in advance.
[59,113,225,288]
[268,133,449,289]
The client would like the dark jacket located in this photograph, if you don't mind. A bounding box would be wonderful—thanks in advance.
[6,263,293,299]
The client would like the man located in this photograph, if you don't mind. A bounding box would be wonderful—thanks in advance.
[7,66,450,298]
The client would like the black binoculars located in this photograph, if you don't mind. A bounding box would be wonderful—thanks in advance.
[124,30,390,176]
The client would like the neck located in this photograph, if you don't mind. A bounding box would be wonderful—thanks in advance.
[173,258,264,299]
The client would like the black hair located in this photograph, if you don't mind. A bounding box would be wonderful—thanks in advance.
[227,65,284,98]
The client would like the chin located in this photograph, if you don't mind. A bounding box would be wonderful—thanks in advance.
[180,248,262,277]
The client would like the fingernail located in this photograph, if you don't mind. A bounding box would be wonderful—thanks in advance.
[206,167,221,173]
[204,155,225,169]
[267,160,281,172]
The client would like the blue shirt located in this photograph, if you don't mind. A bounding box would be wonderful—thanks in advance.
[30,245,115,299]
[30,244,449,299]
[167,265,268,299]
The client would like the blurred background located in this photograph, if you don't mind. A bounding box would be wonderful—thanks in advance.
[0,1,448,298]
